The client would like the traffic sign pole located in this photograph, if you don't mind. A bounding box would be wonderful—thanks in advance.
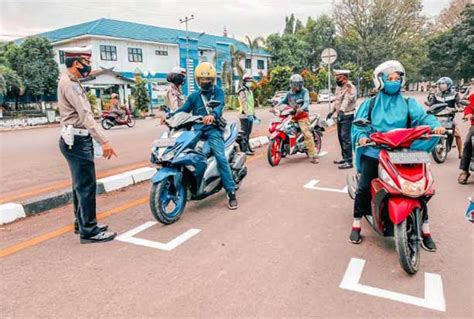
[320,48,337,114]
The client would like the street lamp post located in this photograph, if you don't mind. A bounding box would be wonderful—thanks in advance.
[144,71,153,115]
[180,15,195,94]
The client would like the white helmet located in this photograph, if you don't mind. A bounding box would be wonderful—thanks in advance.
[373,60,406,91]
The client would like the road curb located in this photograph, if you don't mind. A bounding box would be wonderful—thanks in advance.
[0,135,269,225]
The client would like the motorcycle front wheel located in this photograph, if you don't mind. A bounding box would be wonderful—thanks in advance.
[101,118,113,130]
[432,138,447,163]
[267,137,282,166]
[150,177,187,225]
[127,117,136,128]
[394,210,420,275]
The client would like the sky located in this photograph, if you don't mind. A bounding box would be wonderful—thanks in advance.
[0,0,453,42]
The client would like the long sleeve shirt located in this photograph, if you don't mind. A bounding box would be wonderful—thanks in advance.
[58,70,108,145]
[334,81,357,114]
[238,87,255,116]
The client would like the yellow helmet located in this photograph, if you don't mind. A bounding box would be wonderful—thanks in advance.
[195,62,217,80]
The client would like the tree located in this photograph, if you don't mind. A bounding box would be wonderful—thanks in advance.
[269,66,293,91]
[0,43,25,105]
[245,35,266,63]
[265,33,310,72]
[435,0,470,31]
[15,37,59,103]
[284,14,296,34]
[132,78,150,112]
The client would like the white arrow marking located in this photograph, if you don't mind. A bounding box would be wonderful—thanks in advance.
[339,258,446,312]
[116,221,201,251]
[304,179,348,193]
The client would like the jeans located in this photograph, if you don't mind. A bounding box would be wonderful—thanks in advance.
[239,115,254,152]
[337,113,354,162]
[459,127,473,172]
[59,136,101,238]
[203,128,236,193]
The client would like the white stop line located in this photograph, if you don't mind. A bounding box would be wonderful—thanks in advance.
[116,221,201,251]
[340,258,446,312]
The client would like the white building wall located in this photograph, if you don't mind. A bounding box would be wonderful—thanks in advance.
[53,37,180,76]
[239,54,269,78]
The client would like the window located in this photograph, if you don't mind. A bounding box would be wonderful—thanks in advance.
[128,48,143,62]
[245,59,251,69]
[155,50,168,56]
[100,45,117,61]
[257,59,265,70]
[59,50,65,64]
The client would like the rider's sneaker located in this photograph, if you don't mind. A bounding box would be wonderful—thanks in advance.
[227,192,238,210]
[421,233,437,252]
[349,227,362,244]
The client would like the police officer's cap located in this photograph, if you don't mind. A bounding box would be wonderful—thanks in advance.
[334,69,351,76]
[64,46,92,63]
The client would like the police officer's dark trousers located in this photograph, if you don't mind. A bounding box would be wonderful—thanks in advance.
[239,115,254,152]
[59,135,100,238]
[337,112,354,163]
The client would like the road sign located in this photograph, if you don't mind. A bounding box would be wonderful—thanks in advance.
[321,48,337,65]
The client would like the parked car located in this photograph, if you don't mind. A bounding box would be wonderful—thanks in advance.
[317,90,335,103]
[269,91,288,106]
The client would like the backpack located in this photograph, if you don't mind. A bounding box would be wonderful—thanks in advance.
[367,94,411,128]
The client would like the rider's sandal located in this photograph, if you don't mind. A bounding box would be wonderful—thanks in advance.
[458,171,470,184]
[349,227,362,244]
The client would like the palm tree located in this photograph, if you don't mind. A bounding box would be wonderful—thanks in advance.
[245,36,266,70]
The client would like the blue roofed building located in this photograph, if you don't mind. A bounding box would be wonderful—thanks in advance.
[31,18,271,107]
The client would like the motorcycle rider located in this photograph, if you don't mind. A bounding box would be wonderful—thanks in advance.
[166,67,186,111]
[277,74,319,164]
[327,69,357,169]
[168,62,238,210]
[109,93,127,120]
[350,60,445,250]
[458,87,474,184]
[429,77,464,158]
[238,74,256,155]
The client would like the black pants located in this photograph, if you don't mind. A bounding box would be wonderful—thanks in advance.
[59,136,100,238]
[337,113,353,162]
[460,127,473,172]
[239,115,253,152]
[354,155,379,218]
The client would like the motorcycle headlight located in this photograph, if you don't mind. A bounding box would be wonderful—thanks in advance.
[398,176,426,197]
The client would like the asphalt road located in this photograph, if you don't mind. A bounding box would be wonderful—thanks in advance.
[1,92,472,317]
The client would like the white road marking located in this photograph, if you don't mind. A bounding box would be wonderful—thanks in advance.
[116,221,201,251]
[339,258,446,312]
[304,179,348,193]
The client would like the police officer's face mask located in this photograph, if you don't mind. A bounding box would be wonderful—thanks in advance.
[336,76,346,87]
[76,60,91,78]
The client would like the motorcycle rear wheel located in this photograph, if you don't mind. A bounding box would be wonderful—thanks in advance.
[127,117,136,128]
[432,138,447,163]
[394,211,420,275]
[101,118,113,130]
[150,177,187,225]
[267,137,282,167]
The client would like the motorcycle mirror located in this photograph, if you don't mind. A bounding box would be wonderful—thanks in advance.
[207,100,221,108]
[353,119,371,127]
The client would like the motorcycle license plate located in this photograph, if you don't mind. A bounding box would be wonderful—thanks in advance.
[153,138,177,148]
[388,151,431,164]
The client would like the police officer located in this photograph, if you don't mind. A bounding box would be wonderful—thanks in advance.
[327,70,357,169]
[238,74,255,155]
[58,47,117,244]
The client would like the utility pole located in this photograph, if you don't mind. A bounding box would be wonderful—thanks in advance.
[179,15,195,94]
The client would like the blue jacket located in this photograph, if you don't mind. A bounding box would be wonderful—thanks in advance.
[279,87,310,111]
[172,86,225,119]
[351,92,440,172]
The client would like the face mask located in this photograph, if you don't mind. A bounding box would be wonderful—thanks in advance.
[77,61,91,77]
[245,82,252,88]
[383,80,401,95]
[336,79,344,87]
[200,81,212,92]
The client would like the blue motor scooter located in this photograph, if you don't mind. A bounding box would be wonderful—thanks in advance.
[149,103,247,224]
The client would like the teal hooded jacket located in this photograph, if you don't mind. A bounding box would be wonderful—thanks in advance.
[351,92,440,172]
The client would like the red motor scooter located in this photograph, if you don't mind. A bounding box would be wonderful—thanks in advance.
[101,107,136,130]
[267,100,324,166]
[347,120,440,275]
